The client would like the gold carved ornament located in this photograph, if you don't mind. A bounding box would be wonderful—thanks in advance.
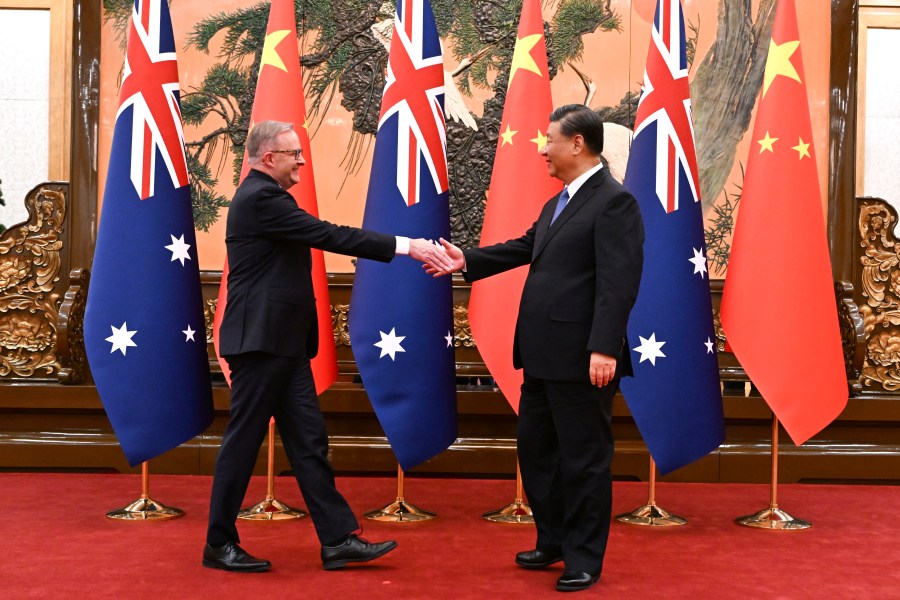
[56,268,89,383]
[204,297,217,342]
[857,201,900,391]
[0,184,68,379]
[199,300,475,349]
[332,302,474,348]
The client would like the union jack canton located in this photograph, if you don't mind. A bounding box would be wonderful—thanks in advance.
[632,0,700,214]
[379,0,449,205]
[118,0,188,200]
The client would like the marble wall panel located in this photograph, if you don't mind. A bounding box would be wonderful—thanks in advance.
[0,9,50,229]
[864,28,900,213]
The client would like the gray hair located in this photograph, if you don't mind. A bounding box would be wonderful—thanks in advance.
[246,120,295,161]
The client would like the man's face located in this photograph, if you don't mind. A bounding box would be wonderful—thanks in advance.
[267,129,305,189]
[541,121,575,183]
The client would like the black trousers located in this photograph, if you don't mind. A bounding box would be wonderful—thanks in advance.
[207,352,358,547]
[517,372,617,575]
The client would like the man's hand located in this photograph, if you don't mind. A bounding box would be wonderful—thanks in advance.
[589,352,616,387]
[408,238,454,273]
[423,238,466,277]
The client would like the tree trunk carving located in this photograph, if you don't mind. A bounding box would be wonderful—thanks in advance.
[692,0,775,212]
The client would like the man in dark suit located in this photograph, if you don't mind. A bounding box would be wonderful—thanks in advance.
[204,120,451,573]
[432,105,644,592]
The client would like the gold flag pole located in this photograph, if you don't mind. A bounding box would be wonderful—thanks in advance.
[239,418,306,520]
[736,414,810,529]
[106,461,184,521]
[482,460,534,523]
[615,457,686,526]
[364,464,436,522]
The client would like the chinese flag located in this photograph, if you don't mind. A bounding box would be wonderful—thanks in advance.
[467,0,561,413]
[720,0,846,444]
[212,0,338,393]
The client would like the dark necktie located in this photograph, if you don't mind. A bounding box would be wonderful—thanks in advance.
[550,188,570,225]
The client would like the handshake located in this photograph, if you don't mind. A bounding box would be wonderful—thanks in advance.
[408,238,465,277]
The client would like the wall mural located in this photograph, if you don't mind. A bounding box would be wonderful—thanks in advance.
[99,0,829,275]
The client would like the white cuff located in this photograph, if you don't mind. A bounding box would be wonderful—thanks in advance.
[395,236,410,255]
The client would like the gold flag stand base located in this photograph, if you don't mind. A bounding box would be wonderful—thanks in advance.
[106,462,183,521]
[736,415,811,530]
[615,502,686,527]
[238,497,307,521]
[106,496,184,521]
[482,464,533,524]
[238,420,307,521]
[364,499,436,522]
[735,506,811,530]
[364,465,435,522]
[482,499,533,524]
[615,458,686,527]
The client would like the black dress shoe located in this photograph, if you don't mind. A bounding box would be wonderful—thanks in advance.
[320,534,397,570]
[202,542,271,572]
[515,548,564,569]
[556,570,600,592]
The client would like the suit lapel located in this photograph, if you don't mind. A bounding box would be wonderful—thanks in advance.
[533,194,559,256]
[533,168,609,262]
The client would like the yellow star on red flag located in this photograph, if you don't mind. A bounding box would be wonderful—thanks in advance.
[500,125,517,146]
[757,131,778,153]
[762,39,801,97]
[260,29,290,73]
[530,130,547,152]
[508,34,543,88]
[792,137,810,159]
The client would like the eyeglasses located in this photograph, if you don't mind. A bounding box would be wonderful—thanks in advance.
[270,148,303,160]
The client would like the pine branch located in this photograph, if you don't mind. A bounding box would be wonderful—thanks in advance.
[704,165,743,275]
[102,0,134,52]
[550,0,621,67]
[187,3,269,60]
[687,17,700,70]
[187,153,230,233]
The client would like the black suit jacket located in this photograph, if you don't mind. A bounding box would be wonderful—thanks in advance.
[219,169,396,359]
[463,167,644,382]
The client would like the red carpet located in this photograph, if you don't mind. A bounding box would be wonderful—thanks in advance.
[1,474,897,599]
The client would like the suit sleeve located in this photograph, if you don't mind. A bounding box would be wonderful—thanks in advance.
[461,222,538,282]
[255,186,396,262]
[589,191,644,356]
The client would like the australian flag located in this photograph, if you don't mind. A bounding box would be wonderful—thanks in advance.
[349,0,457,470]
[618,0,724,474]
[84,0,213,466]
